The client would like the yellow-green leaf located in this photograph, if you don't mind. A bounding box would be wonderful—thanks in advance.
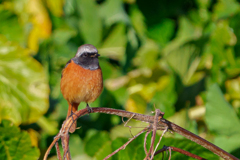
[0,35,49,125]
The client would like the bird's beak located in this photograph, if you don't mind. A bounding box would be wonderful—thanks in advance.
[90,53,100,58]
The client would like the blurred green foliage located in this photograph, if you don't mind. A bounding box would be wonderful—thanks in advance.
[0,0,240,159]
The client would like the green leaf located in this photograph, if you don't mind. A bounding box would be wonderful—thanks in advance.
[159,138,219,160]
[213,0,240,20]
[68,135,85,158]
[0,120,40,160]
[0,10,26,46]
[163,17,202,55]
[148,19,175,46]
[151,75,176,118]
[133,39,159,69]
[129,5,147,40]
[99,0,130,27]
[166,44,201,85]
[111,137,145,160]
[110,134,218,159]
[93,141,112,160]
[0,35,49,125]
[52,28,77,45]
[214,134,240,153]
[111,138,131,160]
[100,23,127,61]
[77,0,102,46]
[84,131,111,157]
[205,84,240,136]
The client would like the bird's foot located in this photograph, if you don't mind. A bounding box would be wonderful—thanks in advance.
[86,104,93,113]
[69,111,78,122]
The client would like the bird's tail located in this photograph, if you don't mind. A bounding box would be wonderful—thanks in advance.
[67,102,79,133]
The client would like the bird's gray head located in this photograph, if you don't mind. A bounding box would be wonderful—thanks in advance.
[75,44,99,57]
[72,44,100,70]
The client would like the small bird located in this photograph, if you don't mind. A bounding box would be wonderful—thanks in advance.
[60,44,103,133]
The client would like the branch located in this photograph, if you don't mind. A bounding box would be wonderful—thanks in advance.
[144,109,161,160]
[44,133,60,160]
[152,127,168,156]
[55,141,62,160]
[154,146,207,160]
[103,128,148,160]
[44,107,238,160]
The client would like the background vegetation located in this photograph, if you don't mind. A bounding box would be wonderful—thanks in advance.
[0,0,240,159]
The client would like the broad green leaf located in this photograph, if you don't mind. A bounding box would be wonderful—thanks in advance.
[109,87,129,106]
[111,137,145,160]
[129,5,147,40]
[214,134,240,153]
[93,141,111,160]
[84,131,111,157]
[0,35,49,125]
[166,44,201,85]
[99,0,130,27]
[133,39,159,69]
[205,84,240,136]
[52,28,77,45]
[0,9,26,46]
[148,19,175,46]
[0,120,40,160]
[100,23,127,61]
[163,17,202,55]
[158,138,219,160]
[77,0,102,46]
[209,21,237,82]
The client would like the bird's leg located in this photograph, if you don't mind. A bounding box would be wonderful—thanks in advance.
[69,103,78,122]
[86,103,93,113]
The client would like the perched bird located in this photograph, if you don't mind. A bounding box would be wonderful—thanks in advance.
[60,44,103,133]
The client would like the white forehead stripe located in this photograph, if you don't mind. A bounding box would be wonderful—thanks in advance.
[76,44,98,57]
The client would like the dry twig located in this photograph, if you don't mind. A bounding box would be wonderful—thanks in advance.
[122,114,136,137]
[103,128,148,160]
[152,127,168,158]
[144,130,151,156]
[144,109,161,160]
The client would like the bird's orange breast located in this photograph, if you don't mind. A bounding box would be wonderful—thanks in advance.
[60,60,103,104]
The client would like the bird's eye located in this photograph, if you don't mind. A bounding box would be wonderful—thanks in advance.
[82,53,87,57]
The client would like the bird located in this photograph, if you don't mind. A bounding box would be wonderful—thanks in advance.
[60,44,103,133]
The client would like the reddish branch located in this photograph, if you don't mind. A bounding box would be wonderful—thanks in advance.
[154,146,207,160]
[43,107,238,160]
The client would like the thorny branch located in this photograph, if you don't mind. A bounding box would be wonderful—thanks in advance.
[43,107,239,160]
